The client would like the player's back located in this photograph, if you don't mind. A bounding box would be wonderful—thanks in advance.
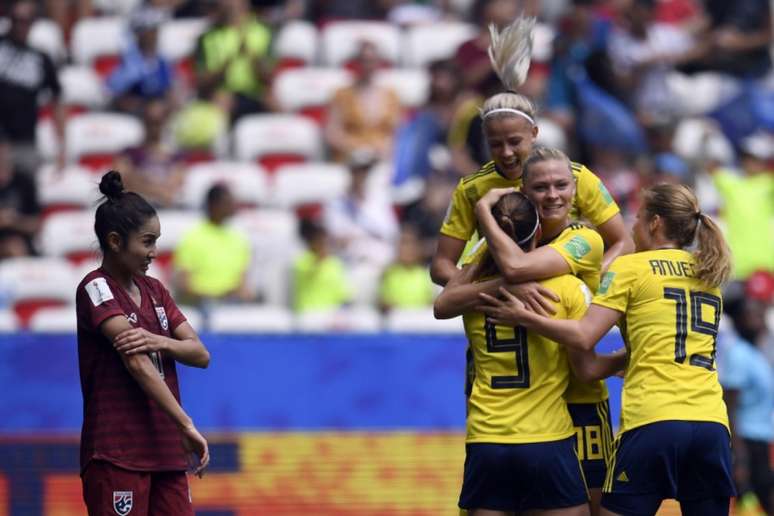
[463,273,589,444]
[596,249,728,433]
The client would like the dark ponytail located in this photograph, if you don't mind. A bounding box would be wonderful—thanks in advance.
[94,170,157,253]
[479,191,540,277]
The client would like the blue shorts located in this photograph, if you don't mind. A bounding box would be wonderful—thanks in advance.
[568,400,613,489]
[459,437,589,511]
[602,421,736,516]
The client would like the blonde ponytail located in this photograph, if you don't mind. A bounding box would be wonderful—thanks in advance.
[481,16,537,124]
[693,213,732,288]
[642,184,732,288]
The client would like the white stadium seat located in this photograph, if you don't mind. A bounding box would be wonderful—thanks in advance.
[0,257,77,327]
[154,210,200,257]
[70,17,126,66]
[232,114,322,168]
[28,306,76,333]
[231,209,300,306]
[158,18,209,62]
[295,306,381,333]
[38,210,99,262]
[180,162,269,209]
[0,310,18,332]
[270,162,350,209]
[59,66,109,110]
[177,305,204,333]
[534,117,567,151]
[208,304,294,333]
[37,164,100,212]
[374,68,430,108]
[272,67,353,113]
[274,20,319,67]
[403,22,476,67]
[532,22,556,62]
[321,21,401,67]
[384,308,462,333]
[37,112,144,166]
[29,19,66,64]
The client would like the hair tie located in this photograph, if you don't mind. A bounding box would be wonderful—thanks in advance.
[695,211,702,220]
[516,204,540,245]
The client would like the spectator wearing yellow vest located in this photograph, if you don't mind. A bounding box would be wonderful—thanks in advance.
[194,0,273,122]
[292,218,351,313]
[173,184,254,306]
[379,225,435,312]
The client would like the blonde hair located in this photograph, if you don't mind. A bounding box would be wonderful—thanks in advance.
[521,146,572,185]
[481,16,537,123]
[642,184,732,288]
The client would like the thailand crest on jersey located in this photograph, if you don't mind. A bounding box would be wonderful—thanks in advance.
[113,491,133,515]
[155,306,168,331]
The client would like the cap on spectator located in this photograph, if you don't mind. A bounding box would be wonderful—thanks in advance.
[129,7,167,33]
[746,270,774,304]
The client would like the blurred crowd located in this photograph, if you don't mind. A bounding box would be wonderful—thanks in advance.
[0,0,771,508]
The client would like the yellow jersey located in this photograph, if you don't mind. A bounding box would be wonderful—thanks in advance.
[464,223,609,404]
[545,224,608,404]
[440,161,620,242]
[593,249,729,434]
[464,274,591,444]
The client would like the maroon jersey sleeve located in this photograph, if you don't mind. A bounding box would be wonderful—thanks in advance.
[77,275,126,331]
[153,278,186,332]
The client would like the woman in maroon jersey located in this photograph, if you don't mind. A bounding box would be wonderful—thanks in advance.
[76,170,210,515]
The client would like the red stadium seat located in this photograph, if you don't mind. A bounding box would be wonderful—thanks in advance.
[272,67,353,126]
[71,17,125,78]
[0,257,77,328]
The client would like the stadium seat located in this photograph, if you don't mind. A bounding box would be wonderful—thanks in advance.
[270,162,350,209]
[37,112,145,171]
[153,210,200,271]
[38,210,100,264]
[665,72,741,117]
[58,66,109,112]
[373,68,430,108]
[180,162,269,209]
[70,17,126,77]
[0,309,18,332]
[28,19,66,64]
[208,304,294,333]
[37,164,100,217]
[403,22,476,67]
[28,306,76,333]
[158,18,208,62]
[271,67,353,123]
[232,114,323,172]
[273,20,319,69]
[177,305,204,333]
[295,306,382,333]
[231,209,300,306]
[532,22,555,63]
[320,21,401,67]
[384,308,462,333]
[672,117,734,163]
[0,257,77,328]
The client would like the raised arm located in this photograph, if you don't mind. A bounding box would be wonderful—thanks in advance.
[567,347,627,383]
[100,316,209,476]
[430,234,467,286]
[478,288,621,352]
[434,262,504,319]
[596,213,635,273]
[113,321,210,368]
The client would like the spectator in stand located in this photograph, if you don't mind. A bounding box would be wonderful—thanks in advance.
[113,99,186,208]
[607,0,695,127]
[454,0,520,96]
[323,149,398,304]
[709,132,774,280]
[292,218,351,313]
[107,7,176,116]
[677,0,772,78]
[325,41,402,162]
[0,0,64,175]
[172,81,228,159]
[173,183,254,307]
[379,225,435,312]
[194,0,273,123]
[0,133,40,258]
[719,295,774,513]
